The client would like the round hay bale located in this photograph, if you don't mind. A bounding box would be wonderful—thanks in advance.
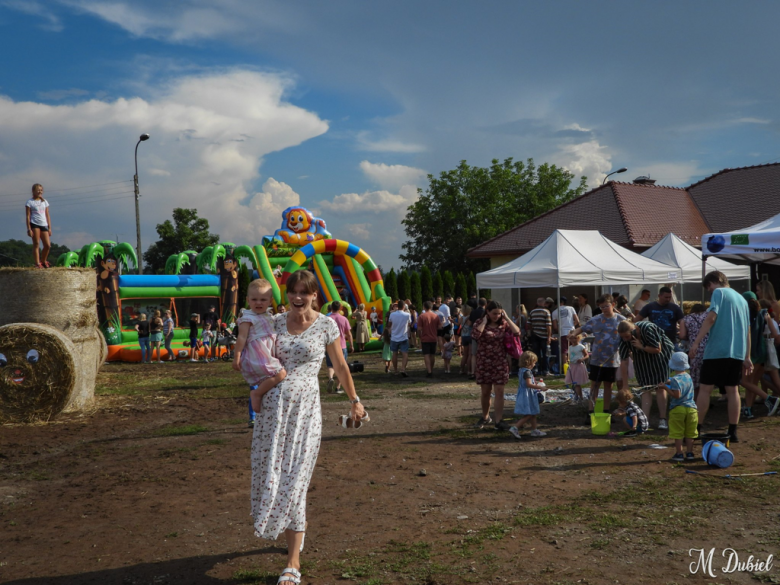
[0,268,103,413]
[0,323,77,423]
[63,325,105,412]
[0,268,98,335]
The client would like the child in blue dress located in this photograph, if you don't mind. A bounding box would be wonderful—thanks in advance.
[508,351,547,439]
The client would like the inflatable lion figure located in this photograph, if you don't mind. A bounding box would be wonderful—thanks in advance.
[271,207,332,246]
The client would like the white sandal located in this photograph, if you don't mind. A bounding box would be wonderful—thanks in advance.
[277,567,301,584]
[338,411,370,429]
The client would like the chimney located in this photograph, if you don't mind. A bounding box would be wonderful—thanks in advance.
[633,175,656,185]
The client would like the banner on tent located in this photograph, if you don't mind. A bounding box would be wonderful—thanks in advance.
[704,233,780,256]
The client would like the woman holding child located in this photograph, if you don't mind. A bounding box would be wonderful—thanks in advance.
[248,271,365,585]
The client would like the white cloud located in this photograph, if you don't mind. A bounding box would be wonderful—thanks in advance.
[345,223,372,239]
[62,0,295,42]
[2,0,63,31]
[319,184,418,217]
[356,131,425,153]
[629,161,710,187]
[245,178,302,238]
[58,231,96,250]
[36,88,90,101]
[0,69,328,251]
[556,140,612,187]
[359,160,426,190]
[734,117,771,125]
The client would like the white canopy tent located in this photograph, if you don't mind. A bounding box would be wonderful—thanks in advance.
[477,229,681,289]
[476,229,681,374]
[702,212,780,265]
[641,233,750,302]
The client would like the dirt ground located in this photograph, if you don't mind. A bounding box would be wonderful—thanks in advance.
[1,351,779,585]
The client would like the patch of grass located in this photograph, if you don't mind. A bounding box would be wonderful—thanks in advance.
[220,418,246,425]
[232,567,276,582]
[398,391,473,400]
[153,424,209,437]
[589,513,630,532]
[514,506,568,526]
[165,532,178,538]
[204,438,226,445]
[590,538,610,550]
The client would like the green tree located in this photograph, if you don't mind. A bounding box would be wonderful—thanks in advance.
[432,271,443,298]
[420,266,433,301]
[410,271,422,311]
[397,269,410,301]
[468,271,477,297]
[455,272,468,301]
[401,158,587,273]
[0,239,70,267]
[144,208,220,274]
[385,268,398,301]
[237,264,251,314]
[442,270,455,297]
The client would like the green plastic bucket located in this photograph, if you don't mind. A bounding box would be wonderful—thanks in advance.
[591,413,611,435]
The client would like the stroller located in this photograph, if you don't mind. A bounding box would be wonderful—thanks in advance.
[218,332,237,361]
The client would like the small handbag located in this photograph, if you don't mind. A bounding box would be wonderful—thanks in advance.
[503,326,523,359]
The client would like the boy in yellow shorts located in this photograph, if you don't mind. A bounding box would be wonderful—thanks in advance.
[661,352,698,462]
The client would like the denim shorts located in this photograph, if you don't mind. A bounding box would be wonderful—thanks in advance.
[390,339,409,353]
[326,348,348,368]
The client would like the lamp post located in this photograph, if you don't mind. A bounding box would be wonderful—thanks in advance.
[134,133,150,274]
[602,167,627,184]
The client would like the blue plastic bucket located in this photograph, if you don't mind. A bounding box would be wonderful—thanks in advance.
[702,440,734,468]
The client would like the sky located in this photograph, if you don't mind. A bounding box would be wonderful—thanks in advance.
[1,1,779,270]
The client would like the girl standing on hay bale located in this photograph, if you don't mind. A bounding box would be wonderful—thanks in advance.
[25,184,52,268]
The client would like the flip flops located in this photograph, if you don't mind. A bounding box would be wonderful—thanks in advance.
[338,411,370,429]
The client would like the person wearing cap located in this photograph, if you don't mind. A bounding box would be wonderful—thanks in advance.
[189,312,201,362]
[552,296,579,365]
[659,352,698,462]
[617,319,675,429]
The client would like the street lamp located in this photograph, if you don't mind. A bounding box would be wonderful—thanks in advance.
[602,167,627,184]
[134,133,150,274]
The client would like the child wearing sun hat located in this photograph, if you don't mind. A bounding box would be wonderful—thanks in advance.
[660,352,698,462]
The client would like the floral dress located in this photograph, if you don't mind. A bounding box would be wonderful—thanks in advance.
[683,312,707,388]
[472,318,509,385]
[251,313,339,540]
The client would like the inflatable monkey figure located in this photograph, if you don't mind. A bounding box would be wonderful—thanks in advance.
[220,254,239,323]
[97,251,120,327]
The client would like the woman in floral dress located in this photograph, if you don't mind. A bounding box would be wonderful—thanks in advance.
[250,270,365,585]
[472,300,521,430]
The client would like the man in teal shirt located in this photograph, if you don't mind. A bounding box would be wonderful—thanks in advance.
[688,271,751,442]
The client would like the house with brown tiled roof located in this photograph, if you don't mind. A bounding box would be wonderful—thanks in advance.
[468,163,780,309]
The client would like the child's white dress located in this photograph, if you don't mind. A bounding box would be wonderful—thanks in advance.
[237,310,284,386]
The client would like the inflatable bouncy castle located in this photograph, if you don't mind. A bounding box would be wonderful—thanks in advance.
[58,208,391,361]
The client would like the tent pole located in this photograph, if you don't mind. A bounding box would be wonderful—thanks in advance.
[557,286,562,378]
[701,255,707,303]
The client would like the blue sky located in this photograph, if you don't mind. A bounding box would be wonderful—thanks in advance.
[1,1,779,270]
